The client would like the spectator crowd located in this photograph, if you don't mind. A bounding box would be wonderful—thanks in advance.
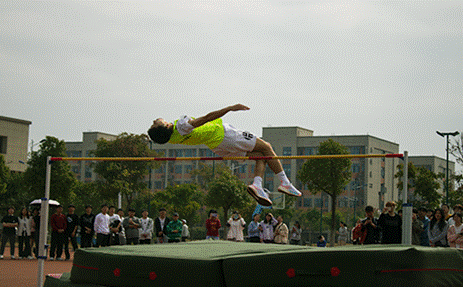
[0,204,190,260]
[2,201,462,260]
[351,202,463,248]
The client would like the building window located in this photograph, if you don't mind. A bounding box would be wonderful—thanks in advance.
[199,149,216,157]
[155,165,164,173]
[0,136,7,154]
[185,165,193,174]
[352,164,360,173]
[303,198,312,207]
[298,147,313,155]
[282,147,292,156]
[350,146,362,154]
[184,149,197,157]
[314,198,322,207]
[85,166,92,178]
[283,164,291,176]
[66,150,82,157]
[174,165,182,174]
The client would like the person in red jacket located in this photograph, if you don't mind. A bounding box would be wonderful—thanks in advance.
[205,210,221,240]
[49,205,67,261]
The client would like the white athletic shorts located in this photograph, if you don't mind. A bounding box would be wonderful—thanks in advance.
[212,123,257,157]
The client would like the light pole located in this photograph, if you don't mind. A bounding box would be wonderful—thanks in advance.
[436,131,459,205]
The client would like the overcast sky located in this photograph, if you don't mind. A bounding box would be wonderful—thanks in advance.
[1,1,462,171]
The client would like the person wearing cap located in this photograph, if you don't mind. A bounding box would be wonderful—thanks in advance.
[50,205,67,260]
[79,205,95,248]
[94,204,111,247]
[1,207,19,259]
[155,208,170,244]
[123,208,141,245]
[139,210,154,244]
[64,204,79,259]
[181,219,190,242]
[166,212,183,243]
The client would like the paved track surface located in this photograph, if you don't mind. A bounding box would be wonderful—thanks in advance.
[0,247,74,287]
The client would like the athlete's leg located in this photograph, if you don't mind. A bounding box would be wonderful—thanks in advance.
[245,143,273,206]
[248,138,301,197]
[248,138,283,174]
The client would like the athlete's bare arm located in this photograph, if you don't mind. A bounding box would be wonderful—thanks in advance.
[188,104,250,128]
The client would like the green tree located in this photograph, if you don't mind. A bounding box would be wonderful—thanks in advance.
[395,163,441,209]
[92,133,159,208]
[0,154,9,195]
[415,167,441,208]
[205,171,252,230]
[23,136,76,204]
[448,174,463,208]
[153,183,204,225]
[191,162,231,188]
[395,162,417,192]
[450,137,463,167]
[297,139,352,246]
[70,181,110,215]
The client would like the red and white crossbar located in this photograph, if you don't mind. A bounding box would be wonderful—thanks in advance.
[50,153,403,161]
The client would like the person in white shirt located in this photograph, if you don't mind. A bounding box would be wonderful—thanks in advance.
[139,210,154,244]
[227,211,246,242]
[181,219,190,242]
[18,207,33,259]
[94,204,110,247]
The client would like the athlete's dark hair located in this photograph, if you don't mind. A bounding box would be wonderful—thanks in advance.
[148,125,173,144]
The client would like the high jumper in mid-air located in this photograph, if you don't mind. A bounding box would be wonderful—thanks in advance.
[147,103,301,206]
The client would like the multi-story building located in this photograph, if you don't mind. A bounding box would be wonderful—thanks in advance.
[0,116,32,173]
[262,127,400,211]
[149,126,401,211]
[65,132,117,181]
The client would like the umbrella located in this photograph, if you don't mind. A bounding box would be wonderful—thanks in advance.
[30,199,60,206]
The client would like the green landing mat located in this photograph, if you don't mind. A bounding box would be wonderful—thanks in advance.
[69,240,463,287]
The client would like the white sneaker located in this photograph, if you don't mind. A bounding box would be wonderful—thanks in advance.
[0,255,3,259]
[57,258,64,261]
[247,184,272,206]
[27,256,34,260]
[18,257,23,260]
[49,257,54,261]
[278,182,302,197]
[11,256,15,260]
